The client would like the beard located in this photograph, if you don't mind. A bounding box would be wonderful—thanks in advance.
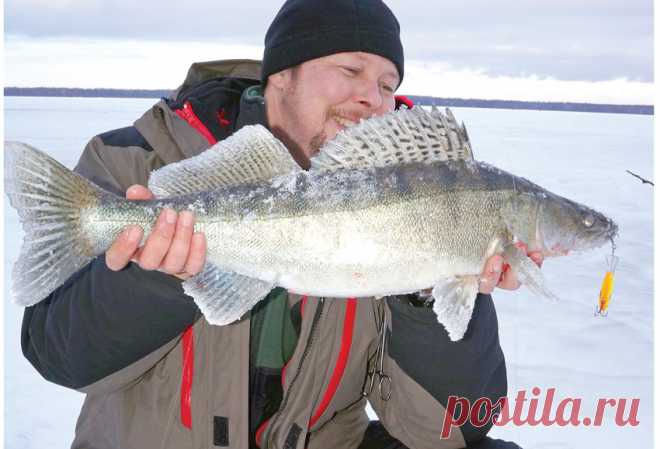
[279,94,330,160]
[309,130,328,156]
[275,78,350,164]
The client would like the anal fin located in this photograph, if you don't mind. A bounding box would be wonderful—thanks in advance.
[431,276,480,341]
[183,263,274,325]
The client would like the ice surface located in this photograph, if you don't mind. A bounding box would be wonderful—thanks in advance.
[4,97,653,448]
[4,97,155,448]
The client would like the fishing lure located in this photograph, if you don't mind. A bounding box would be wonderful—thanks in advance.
[596,250,618,316]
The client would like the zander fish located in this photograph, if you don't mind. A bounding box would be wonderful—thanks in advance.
[4,107,618,340]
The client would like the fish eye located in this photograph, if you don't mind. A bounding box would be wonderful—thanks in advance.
[583,213,595,227]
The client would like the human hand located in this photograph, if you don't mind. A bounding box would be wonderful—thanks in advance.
[478,244,544,294]
[105,184,207,280]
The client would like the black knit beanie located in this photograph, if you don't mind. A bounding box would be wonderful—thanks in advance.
[261,0,404,86]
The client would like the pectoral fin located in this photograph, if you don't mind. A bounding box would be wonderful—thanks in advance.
[431,276,480,341]
[183,263,274,325]
[503,244,559,301]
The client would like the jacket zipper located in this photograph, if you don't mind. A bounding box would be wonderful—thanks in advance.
[264,298,325,449]
[308,298,357,428]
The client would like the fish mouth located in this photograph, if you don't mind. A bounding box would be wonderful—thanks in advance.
[594,217,618,240]
[607,220,619,240]
[606,220,619,251]
[545,216,619,255]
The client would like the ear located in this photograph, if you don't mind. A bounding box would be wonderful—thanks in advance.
[266,69,291,90]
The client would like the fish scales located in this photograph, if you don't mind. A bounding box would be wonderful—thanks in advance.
[212,192,511,298]
[81,161,517,298]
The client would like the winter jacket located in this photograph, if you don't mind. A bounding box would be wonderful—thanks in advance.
[21,59,507,449]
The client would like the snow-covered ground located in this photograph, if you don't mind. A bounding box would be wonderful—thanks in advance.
[4,97,653,448]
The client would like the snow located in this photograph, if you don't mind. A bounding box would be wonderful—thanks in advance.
[4,97,653,448]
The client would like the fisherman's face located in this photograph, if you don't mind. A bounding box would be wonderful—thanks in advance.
[266,52,399,168]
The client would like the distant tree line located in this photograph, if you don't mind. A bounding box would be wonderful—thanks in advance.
[5,87,173,99]
[407,95,653,116]
[4,87,653,116]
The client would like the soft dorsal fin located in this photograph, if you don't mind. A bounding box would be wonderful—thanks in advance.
[310,107,473,172]
[149,124,300,197]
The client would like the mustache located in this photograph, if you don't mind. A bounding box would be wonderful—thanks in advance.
[328,107,369,123]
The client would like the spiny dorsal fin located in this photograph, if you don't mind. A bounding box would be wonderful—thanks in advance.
[310,107,473,172]
[149,124,300,197]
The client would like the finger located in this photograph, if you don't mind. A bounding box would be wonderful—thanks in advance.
[497,267,522,290]
[184,233,207,276]
[479,255,503,294]
[106,225,143,271]
[126,184,154,201]
[131,247,144,264]
[498,263,511,283]
[529,251,544,268]
[137,208,177,270]
[514,241,528,252]
[161,211,195,274]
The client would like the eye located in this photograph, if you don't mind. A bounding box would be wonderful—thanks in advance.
[340,65,359,76]
[583,213,595,227]
[380,83,395,94]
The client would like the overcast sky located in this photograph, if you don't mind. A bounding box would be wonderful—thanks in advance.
[4,0,654,104]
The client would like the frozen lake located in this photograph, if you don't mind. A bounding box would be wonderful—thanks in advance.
[4,96,654,448]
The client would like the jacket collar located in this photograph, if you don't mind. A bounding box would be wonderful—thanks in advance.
[235,85,268,130]
[135,76,267,165]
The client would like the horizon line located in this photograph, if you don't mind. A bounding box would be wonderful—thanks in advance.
[4,87,654,116]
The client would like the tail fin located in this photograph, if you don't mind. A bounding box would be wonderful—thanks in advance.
[5,141,102,306]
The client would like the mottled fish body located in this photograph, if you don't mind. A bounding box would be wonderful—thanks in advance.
[5,107,618,340]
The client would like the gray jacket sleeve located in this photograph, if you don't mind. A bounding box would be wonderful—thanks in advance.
[21,131,200,391]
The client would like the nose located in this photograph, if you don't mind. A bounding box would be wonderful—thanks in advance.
[355,79,384,111]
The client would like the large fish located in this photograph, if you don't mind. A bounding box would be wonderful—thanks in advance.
[4,107,617,340]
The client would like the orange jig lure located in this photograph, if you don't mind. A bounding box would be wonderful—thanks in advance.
[596,255,618,316]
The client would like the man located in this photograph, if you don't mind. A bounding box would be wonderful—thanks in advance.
[22,1,541,448]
